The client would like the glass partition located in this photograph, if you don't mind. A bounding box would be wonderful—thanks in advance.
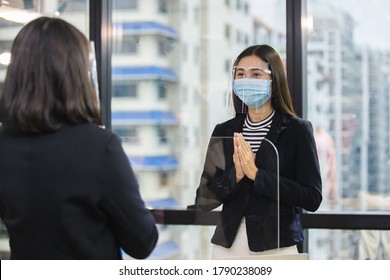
[305,0,390,259]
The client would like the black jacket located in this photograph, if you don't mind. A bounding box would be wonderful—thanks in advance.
[195,111,322,252]
[0,123,158,259]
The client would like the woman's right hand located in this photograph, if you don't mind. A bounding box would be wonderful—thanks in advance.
[234,133,245,182]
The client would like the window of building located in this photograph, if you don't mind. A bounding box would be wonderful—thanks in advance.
[157,126,168,144]
[114,127,140,144]
[157,82,167,100]
[159,171,169,187]
[113,36,139,54]
[112,84,137,98]
[159,0,168,14]
[181,85,188,104]
[236,0,242,11]
[225,24,231,41]
[194,46,199,64]
[236,30,241,44]
[158,37,174,56]
[0,41,12,53]
[182,43,188,61]
[194,6,199,24]
[56,0,87,13]
[182,2,188,20]
[244,2,249,14]
[225,59,231,73]
[113,0,138,10]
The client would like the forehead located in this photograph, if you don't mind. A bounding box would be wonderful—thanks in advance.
[236,55,268,69]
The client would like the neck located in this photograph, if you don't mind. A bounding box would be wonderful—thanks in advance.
[247,104,273,122]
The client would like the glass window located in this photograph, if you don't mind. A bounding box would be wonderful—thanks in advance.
[159,171,169,186]
[236,0,242,11]
[159,0,168,14]
[158,37,174,56]
[0,41,12,53]
[114,127,140,144]
[244,2,249,15]
[194,6,199,24]
[113,0,138,10]
[182,2,188,20]
[158,82,167,100]
[306,0,390,259]
[111,0,286,260]
[182,43,188,61]
[224,59,230,73]
[57,0,88,13]
[194,46,200,64]
[225,24,231,41]
[113,36,139,54]
[157,125,168,144]
[112,83,137,98]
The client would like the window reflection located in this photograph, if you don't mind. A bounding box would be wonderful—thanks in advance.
[307,0,390,208]
[111,0,286,260]
[306,0,390,259]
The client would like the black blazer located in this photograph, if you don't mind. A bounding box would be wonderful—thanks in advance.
[196,111,322,252]
[0,123,158,259]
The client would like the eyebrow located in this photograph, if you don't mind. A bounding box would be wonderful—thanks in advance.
[234,66,272,74]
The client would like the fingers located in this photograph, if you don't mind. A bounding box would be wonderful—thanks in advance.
[233,133,244,182]
[241,134,253,154]
[233,133,239,152]
[233,133,258,181]
[236,133,253,158]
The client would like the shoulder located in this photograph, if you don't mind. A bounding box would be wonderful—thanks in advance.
[60,123,121,147]
[288,116,313,131]
[281,115,315,142]
[272,112,315,140]
[276,111,313,132]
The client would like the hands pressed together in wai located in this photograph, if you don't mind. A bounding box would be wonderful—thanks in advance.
[233,132,259,182]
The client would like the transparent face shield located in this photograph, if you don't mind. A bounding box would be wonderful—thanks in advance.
[225,62,272,114]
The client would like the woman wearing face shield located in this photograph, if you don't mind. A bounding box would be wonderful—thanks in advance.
[0,17,158,259]
[195,45,322,259]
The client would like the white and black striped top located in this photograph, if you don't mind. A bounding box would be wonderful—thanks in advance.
[242,111,275,153]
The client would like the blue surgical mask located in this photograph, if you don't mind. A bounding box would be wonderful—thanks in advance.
[233,78,272,108]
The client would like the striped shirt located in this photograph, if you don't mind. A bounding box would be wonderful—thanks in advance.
[242,110,275,153]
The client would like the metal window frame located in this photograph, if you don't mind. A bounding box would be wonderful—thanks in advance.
[89,0,112,130]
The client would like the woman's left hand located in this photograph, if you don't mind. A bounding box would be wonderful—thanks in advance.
[235,133,258,181]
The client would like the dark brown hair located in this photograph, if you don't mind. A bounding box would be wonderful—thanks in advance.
[0,16,101,133]
[232,44,296,117]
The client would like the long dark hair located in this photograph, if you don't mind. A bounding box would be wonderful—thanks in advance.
[232,45,296,117]
[0,16,101,133]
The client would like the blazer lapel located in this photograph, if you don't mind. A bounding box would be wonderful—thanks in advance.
[255,111,289,165]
